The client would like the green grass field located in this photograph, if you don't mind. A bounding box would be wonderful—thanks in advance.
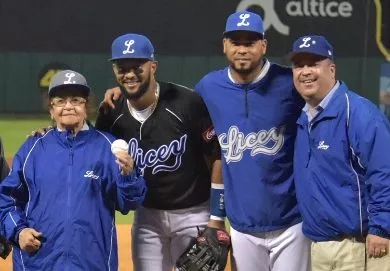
[0,117,134,224]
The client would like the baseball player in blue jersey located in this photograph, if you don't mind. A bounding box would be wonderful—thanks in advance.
[292,34,390,270]
[195,11,310,271]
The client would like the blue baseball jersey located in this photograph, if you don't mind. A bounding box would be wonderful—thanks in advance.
[196,61,304,232]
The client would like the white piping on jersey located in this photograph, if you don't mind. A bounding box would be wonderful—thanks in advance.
[23,129,54,217]
[228,59,271,84]
[107,214,114,271]
[139,122,144,140]
[110,114,124,132]
[17,129,53,270]
[96,130,113,145]
[8,212,17,226]
[165,108,183,123]
[345,93,363,236]
[95,130,115,270]
[167,82,193,92]
[19,249,26,271]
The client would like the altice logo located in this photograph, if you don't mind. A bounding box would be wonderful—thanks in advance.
[236,0,353,35]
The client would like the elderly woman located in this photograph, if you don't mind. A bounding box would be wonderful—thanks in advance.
[0,70,146,270]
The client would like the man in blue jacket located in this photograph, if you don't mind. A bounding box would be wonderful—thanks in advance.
[292,34,390,270]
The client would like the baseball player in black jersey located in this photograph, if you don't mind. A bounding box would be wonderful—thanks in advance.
[95,33,226,271]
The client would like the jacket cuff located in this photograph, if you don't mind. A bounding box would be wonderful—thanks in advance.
[12,225,27,247]
[368,226,390,239]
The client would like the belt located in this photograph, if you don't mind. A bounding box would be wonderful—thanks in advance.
[332,235,366,243]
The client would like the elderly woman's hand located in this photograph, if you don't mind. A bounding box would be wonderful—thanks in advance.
[18,228,43,253]
[114,151,134,176]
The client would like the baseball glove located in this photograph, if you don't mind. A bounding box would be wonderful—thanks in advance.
[176,227,231,271]
[0,234,11,259]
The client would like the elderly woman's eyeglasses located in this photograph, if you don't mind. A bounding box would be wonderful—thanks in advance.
[51,97,87,107]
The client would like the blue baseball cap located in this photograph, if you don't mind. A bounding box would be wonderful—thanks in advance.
[109,33,155,61]
[291,35,334,60]
[224,11,264,36]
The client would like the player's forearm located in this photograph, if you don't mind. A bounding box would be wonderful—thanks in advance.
[1,207,28,243]
[210,159,223,185]
[94,108,113,132]
[209,159,226,228]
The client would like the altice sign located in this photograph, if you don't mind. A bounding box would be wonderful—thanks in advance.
[237,0,353,35]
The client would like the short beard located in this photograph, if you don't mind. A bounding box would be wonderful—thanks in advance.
[230,64,255,75]
[121,74,151,101]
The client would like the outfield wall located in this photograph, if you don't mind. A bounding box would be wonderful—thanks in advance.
[0,54,384,113]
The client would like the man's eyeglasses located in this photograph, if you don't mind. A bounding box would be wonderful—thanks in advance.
[51,97,87,107]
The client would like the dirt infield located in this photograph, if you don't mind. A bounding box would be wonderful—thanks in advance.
[0,225,232,270]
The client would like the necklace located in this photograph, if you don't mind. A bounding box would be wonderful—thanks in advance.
[127,83,160,123]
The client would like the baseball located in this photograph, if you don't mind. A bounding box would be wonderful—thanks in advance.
[111,139,129,154]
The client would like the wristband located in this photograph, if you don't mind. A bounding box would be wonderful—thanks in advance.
[210,183,226,221]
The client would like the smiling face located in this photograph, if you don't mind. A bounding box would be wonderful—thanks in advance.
[223,31,267,76]
[49,88,88,131]
[292,53,336,107]
[112,59,157,100]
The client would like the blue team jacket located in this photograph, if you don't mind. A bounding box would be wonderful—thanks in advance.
[0,125,146,270]
[294,82,390,241]
[196,62,304,232]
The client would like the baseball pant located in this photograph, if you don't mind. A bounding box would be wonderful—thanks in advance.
[311,237,390,271]
[131,202,209,271]
[230,222,311,271]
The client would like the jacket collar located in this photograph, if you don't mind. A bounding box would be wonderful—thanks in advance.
[54,122,95,145]
[297,81,349,126]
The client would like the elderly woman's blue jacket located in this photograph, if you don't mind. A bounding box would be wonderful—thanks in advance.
[0,125,146,270]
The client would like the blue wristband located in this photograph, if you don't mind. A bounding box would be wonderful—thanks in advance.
[210,183,226,221]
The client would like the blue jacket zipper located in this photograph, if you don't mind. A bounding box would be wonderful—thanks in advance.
[65,133,74,270]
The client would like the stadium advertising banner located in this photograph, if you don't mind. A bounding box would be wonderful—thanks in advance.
[0,0,386,57]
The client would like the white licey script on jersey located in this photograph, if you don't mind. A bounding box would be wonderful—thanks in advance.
[218,125,285,163]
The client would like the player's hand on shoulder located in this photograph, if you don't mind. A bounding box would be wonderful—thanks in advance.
[100,87,121,113]
[28,125,53,138]
[18,228,44,254]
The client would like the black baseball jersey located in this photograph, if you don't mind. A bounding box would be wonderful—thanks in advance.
[95,81,220,210]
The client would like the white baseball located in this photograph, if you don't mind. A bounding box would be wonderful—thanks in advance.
[111,139,129,155]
